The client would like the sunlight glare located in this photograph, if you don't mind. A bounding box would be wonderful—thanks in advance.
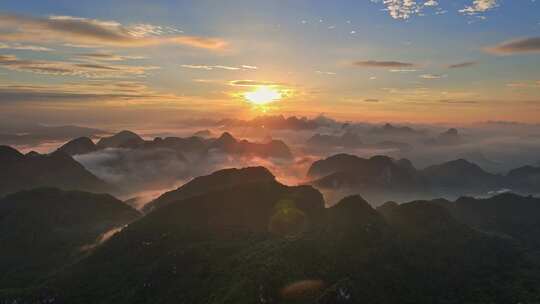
[243,86,282,105]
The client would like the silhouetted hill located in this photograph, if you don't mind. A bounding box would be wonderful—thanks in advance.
[442,193,540,248]
[306,131,363,148]
[506,165,540,193]
[425,128,464,146]
[143,166,276,213]
[25,178,537,304]
[219,115,333,130]
[56,137,97,156]
[307,153,367,178]
[43,179,326,303]
[0,188,140,289]
[307,154,540,203]
[325,195,390,241]
[61,130,293,160]
[96,130,145,149]
[192,129,213,138]
[308,154,430,204]
[306,132,411,151]
[210,132,293,159]
[0,145,24,162]
[0,147,113,197]
[421,159,503,196]
[370,123,425,136]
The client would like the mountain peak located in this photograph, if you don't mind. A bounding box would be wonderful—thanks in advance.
[333,195,374,213]
[218,131,236,142]
[97,130,144,148]
[0,145,24,162]
[143,166,276,213]
[57,137,97,156]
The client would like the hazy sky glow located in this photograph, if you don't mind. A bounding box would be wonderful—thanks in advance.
[1,0,540,124]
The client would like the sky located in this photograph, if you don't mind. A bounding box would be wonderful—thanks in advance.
[1,0,540,125]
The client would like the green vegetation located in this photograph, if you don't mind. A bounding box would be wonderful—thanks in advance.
[2,169,540,303]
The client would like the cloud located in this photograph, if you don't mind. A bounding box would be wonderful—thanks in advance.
[0,42,53,52]
[181,64,257,71]
[389,69,417,73]
[370,0,439,20]
[0,54,158,78]
[353,60,416,68]
[241,65,258,70]
[229,80,285,87]
[316,71,337,75]
[448,61,477,69]
[420,74,447,79]
[506,81,540,88]
[0,81,181,104]
[74,53,146,61]
[459,0,498,15]
[485,37,540,55]
[439,99,478,104]
[0,13,227,50]
[364,98,380,102]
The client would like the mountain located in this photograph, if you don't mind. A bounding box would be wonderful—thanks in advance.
[307,154,430,205]
[369,123,425,136]
[0,188,140,289]
[307,153,367,179]
[506,165,540,193]
[441,193,540,248]
[96,130,145,149]
[144,136,207,155]
[42,176,327,303]
[143,166,276,213]
[192,129,213,138]
[218,115,333,130]
[0,145,24,162]
[63,130,293,160]
[425,128,464,146]
[0,146,113,197]
[9,175,538,303]
[308,153,540,203]
[56,137,98,156]
[421,159,503,197]
[210,132,293,159]
[306,130,363,148]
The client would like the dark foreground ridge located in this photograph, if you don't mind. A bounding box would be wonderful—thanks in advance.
[1,167,540,304]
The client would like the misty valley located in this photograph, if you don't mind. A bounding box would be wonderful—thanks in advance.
[2,116,540,303]
[2,1,540,302]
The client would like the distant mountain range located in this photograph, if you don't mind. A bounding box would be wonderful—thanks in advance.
[306,131,412,151]
[2,167,539,303]
[307,153,540,204]
[218,114,336,130]
[0,146,113,197]
[57,130,293,160]
[369,123,426,136]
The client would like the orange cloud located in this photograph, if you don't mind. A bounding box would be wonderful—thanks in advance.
[0,14,228,50]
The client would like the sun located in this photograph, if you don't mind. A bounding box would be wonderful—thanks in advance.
[243,86,282,105]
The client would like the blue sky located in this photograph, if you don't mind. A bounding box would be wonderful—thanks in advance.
[0,0,539,123]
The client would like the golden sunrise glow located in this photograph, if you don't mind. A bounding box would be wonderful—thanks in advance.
[243,86,282,105]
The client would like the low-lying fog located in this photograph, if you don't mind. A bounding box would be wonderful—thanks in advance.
[4,116,540,207]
